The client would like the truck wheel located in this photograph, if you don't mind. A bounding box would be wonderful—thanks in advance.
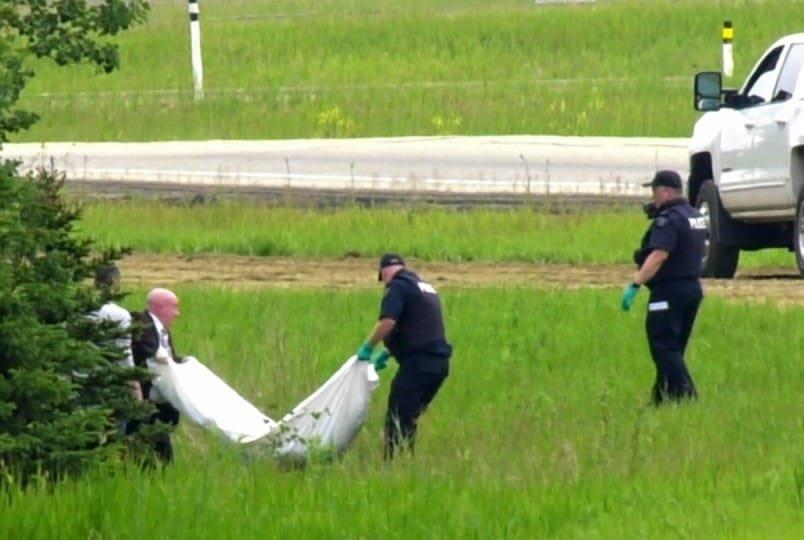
[796,192,804,276]
[695,180,739,278]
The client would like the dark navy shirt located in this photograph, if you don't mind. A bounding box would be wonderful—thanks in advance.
[380,269,452,370]
[644,198,707,287]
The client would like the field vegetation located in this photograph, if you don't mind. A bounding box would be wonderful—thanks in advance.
[2,287,801,537]
[13,0,804,141]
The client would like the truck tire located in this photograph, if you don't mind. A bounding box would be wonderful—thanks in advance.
[796,191,804,276]
[695,180,739,278]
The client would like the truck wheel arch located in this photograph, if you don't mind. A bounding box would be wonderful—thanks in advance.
[696,180,740,278]
[688,152,713,205]
[792,145,804,201]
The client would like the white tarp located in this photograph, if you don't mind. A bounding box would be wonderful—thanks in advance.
[148,355,379,460]
[276,356,379,459]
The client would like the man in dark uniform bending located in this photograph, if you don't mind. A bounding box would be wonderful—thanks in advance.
[622,170,707,405]
[356,254,452,459]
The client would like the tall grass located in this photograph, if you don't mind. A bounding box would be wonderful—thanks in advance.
[78,201,798,268]
[13,0,804,141]
[2,286,801,537]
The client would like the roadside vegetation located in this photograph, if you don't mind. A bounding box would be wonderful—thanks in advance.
[14,0,804,141]
[79,201,797,268]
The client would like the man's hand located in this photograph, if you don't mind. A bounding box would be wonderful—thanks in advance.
[356,342,374,361]
[621,283,641,311]
[373,349,391,371]
[130,382,143,401]
[154,348,170,364]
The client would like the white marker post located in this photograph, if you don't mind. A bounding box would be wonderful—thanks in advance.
[189,0,204,100]
[722,20,734,78]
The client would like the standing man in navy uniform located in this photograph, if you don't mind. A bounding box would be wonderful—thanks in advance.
[356,254,452,459]
[622,170,707,405]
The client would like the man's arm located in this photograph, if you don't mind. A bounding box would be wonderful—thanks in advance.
[130,314,159,362]
[373,280,405,345]
[118,319,142,400]
[129,381,144,401]
[633,249,669,285]
[357,282,404,361]
[367,318,397,346]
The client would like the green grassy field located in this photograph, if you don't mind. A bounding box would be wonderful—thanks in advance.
[2,287,801,538]
[78,201,798,268]
[14,0,804,141]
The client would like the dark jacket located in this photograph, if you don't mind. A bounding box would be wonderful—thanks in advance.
[380,270,451,373]
[130,311,183,402]
[642,198,706,288]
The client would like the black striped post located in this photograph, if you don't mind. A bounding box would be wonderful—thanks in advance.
[189,0,204,100]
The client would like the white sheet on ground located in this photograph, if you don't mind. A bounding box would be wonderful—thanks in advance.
[148,355,379,459]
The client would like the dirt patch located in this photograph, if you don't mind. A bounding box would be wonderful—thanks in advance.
[118,254,803,305]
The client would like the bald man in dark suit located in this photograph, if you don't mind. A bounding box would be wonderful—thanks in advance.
[129,288,183,463]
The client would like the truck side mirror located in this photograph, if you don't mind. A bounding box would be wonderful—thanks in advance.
[694,72,722,111]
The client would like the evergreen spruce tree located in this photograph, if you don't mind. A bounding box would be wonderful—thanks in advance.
[0,1,153,483]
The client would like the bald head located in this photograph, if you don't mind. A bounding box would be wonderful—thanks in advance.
[147,288,180,328]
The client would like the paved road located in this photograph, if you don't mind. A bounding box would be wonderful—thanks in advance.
[2,135,688,198]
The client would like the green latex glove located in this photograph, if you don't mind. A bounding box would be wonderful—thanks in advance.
[356,342,374,361]
[621,283,641,311]
[373,349,391,371]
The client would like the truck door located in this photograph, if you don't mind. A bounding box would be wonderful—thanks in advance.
[748,43,804,213]
[716,107,755,211]
[719,46,784,213]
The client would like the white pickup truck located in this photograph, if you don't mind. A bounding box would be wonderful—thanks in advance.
[689,32,804,277]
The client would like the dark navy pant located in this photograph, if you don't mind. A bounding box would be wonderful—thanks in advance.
[385,357,448,460]
[645,280,702,405]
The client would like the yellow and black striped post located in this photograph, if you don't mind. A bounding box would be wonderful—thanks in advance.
[722,21,734,78]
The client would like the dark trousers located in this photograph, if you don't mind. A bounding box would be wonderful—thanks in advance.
[645,281,702,405]
[385,361,447,460]
[152,403,180,463]
[126,401,180,464]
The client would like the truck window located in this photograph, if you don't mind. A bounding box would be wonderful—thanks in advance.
[744,46,783,105]
[772,43,804,103]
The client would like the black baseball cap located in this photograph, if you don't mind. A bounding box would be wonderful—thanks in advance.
[642,170,683,189]
[378,253,405,281]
